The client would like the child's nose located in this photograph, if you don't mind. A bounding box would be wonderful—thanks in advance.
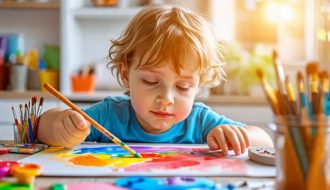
[156,87,174,105]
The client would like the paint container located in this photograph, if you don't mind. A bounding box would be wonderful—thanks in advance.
[39,70,59,91]
[10,64,28,91]
[0,64,9,90]
[27,69,40,90]
[6,33,24,63]
[71,74,95,93]
[271,116,330,190]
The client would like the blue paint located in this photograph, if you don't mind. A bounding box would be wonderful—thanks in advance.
[115,176,234,190]
[73,146,199,157]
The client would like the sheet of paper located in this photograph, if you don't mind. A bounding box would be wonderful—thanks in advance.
[19,144,275,177]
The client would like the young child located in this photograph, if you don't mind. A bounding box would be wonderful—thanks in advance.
[38,5,273,155]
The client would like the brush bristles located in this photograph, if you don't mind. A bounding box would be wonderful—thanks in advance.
[306,62,318,76]
[39,97,44,106]
[255,69,264,81]
[272,50,278,60]
[320,71,329,92]
[32,96,37,105]
[296,71,304,93]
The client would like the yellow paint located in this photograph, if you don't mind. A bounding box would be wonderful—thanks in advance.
[55,153,150,168]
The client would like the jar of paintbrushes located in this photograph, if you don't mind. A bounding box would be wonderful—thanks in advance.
[272,115,330,190]
[257,50,330,190]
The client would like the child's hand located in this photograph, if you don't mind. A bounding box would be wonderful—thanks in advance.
[53,109,91,148]
[207,125,250,155]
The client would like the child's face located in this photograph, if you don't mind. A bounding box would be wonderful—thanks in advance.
[120,57,200,134]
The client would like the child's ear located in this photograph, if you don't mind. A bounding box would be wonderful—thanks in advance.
[118,63,130,88]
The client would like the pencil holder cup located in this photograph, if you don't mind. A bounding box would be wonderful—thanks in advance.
[71,74,95,92]
[39,70,59,91]
[271,115,330,190]
[10,64,28,91]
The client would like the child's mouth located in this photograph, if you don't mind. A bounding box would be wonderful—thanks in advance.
[151,111,174,118]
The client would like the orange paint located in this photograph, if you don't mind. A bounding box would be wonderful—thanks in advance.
[70,155,107,166]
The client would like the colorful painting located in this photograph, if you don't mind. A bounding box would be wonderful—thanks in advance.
[19,144,275,177]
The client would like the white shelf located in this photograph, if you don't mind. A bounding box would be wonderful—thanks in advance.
[60,0,142,93]
[73,7,143,19]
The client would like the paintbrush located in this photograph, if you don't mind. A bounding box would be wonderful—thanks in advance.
[272,50,293,115]
[256,69,281,115]
[19,104,23,125]
[305,62,319,115]
[283,75,309,178]
[43,83,142,158]
[36,97,44,117]
[11,106,21,135]
[22,104,29,143]
[319,71,329,114]
[34,97,44,139]
[285,75,297,115]
[296,71,311,154]
[307,113,328,190]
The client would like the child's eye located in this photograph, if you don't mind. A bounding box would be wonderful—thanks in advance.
[142,79,159,86]
[176,85,190,92]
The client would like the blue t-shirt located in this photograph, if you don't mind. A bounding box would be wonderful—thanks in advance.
[84,96,245,144]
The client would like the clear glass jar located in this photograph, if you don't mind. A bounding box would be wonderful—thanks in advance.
[271,115,330,190]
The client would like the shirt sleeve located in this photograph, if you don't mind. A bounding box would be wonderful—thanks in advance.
[83,99,111,142]
[198,105,246,143]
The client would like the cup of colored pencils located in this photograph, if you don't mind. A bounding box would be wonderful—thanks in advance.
[257,51,330,190]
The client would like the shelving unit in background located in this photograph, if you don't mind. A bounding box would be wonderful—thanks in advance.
[0,0,59,9]
[61,0,142,94]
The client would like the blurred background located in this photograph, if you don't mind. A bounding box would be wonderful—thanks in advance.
[0,0,329,140]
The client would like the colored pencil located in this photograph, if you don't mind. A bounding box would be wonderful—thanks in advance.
[43,83,142,158]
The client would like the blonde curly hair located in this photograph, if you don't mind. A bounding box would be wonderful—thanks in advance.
[108,5,226,89]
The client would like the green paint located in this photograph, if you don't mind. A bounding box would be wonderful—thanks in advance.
[50,183,66,190]
[0,182,33,190]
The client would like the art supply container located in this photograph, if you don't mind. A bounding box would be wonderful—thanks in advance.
[27,69,40,90]
[39,70,59,91]
[0,64,9,90]
[71,74,95,92]
[10,64,28,91]
[13,123,21,144]
[6,33,24,63]
[271,115,330,190]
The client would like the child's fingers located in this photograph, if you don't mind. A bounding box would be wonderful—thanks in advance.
[62,116,87,139]
[207,136,220,150]
[67,110,89,130]
[223,125,241,155]
[213,127,229,155]
[237,126,250,147]
[230,126,246,153]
